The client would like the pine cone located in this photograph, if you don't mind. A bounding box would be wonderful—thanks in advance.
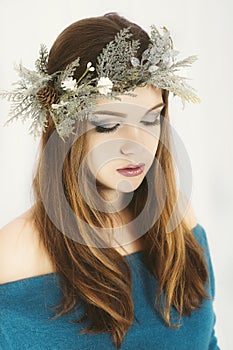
[36,86,59,107]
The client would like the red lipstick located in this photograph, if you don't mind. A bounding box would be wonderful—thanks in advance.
[116,163,145,177]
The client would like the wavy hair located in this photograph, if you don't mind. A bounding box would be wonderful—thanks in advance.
[31,13,209,349]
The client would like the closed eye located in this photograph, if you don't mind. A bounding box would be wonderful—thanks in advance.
[142,111,161,125]
[94,123,121,133]
[95,118,160,132]
[92,112,162,133]
[141,118,160,126]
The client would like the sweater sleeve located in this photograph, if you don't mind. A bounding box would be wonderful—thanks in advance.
[192,224,221,350]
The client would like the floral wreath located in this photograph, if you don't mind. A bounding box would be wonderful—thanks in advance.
[0,25,200,140]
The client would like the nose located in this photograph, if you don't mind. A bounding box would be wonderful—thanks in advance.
[120,141,144,155]
[119,123,146,155]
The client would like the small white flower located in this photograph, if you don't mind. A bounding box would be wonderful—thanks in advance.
[61,77,76,91]
[51,101,69,109]
[51,103,60,110]
[148,65,159,73]
[86,62,95,72]
[97,77,113,95]
[130,57,140,67]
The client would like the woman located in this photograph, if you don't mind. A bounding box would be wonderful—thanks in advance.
[0,12,220,349]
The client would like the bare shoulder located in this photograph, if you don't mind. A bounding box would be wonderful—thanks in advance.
[178,191,198,230]
[0,207,55,284]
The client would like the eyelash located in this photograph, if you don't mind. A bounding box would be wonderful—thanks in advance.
[94,114,162,133]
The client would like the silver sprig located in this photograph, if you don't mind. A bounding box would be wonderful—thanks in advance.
[0,25,201,140]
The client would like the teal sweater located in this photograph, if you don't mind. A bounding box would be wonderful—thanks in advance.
[0,224,220,349]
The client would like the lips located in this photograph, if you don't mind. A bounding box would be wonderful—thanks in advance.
[116,163,145,177]
[117,163,145,171]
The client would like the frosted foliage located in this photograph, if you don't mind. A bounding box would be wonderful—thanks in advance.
[0,25,200,140]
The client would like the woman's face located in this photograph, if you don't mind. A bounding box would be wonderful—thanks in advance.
[85,85,164,198]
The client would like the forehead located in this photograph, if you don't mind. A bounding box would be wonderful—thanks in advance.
[95,85,163,113]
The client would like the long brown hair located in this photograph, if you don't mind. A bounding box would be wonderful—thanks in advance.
[31,13,209,349]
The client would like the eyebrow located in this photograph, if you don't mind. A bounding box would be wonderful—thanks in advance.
[93,102,165,118]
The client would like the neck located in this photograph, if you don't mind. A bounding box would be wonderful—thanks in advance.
[97,186,134,216]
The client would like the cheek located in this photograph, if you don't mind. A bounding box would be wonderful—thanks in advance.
[85,135,116,175]
[85,125,161,171]
[140,127,161,156]
[152,135,160,154]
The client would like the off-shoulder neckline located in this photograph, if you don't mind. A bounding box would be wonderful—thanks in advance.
[0,224,201,288]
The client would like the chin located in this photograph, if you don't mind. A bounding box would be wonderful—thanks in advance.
[116,179,143,193]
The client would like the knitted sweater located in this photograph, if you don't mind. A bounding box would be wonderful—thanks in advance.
[0,224,220,349]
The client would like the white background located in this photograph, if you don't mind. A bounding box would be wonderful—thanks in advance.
[0,1,232,348]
